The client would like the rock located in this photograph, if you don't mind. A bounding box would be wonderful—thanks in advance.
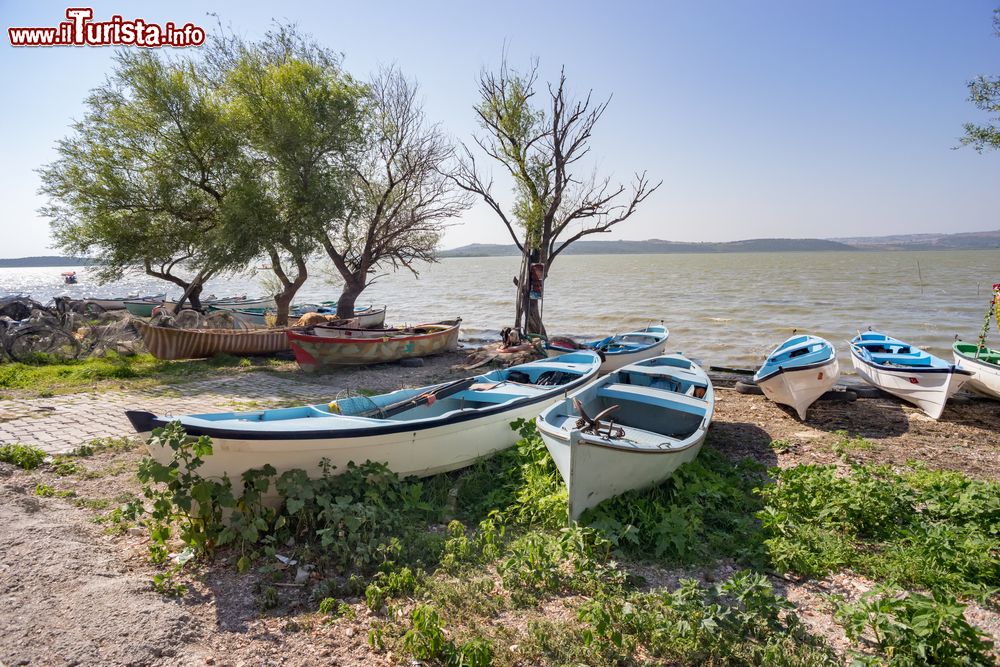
[400,357,424,368]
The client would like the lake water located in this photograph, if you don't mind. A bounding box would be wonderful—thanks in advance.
[3,250,999,369]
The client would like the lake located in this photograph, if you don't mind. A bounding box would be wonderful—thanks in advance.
[2,250,999,369]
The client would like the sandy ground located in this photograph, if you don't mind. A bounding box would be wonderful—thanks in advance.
[1,354,999,666]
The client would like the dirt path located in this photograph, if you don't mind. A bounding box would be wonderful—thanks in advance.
[0,468,205,666]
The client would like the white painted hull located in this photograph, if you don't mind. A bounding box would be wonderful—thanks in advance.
[541,423,706,521]
[850,354,970,420]
[546,339,670,374]
[953,352,1000,400]
[141,394,567,483]
[757,357,840,419]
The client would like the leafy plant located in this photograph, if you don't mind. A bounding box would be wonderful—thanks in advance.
[0,443,46,469]
[834,588,994,665]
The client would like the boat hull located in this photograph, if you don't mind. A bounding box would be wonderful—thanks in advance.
[541,425,706,521]
[953,346,1000,400]
[757,357,840,419]
[137,323,291,360]
[537,353,714,520]
[137,395,568,483]
[124,301,158,317]
[127,352,602,485]
[850,352,970,419]
[288,320,460,370]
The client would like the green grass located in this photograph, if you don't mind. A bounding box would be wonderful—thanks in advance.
[759,463,1000,598]
[0,352,280,395]
[101,419,1000,665]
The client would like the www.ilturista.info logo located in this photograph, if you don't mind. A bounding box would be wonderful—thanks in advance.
[8,8,206,48]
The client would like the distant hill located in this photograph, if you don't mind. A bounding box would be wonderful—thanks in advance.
[830,229,1000,250]
[439,238,856,257]
[0,256,95,268]
[441,229,1000,257]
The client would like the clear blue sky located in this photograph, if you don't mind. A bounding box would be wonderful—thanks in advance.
[1,0,999,258]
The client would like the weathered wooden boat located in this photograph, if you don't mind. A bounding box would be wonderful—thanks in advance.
[287,319,461,370]
[544,324,670,373]
[850,331,971,419]
[753,335,839,419]
[125,351,602,483]
[136,322,291,360]
[536,354,714,520]
[953,341,1000,400]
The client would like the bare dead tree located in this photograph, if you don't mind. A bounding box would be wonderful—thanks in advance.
[449,58,661,336]
[321,66,473,318]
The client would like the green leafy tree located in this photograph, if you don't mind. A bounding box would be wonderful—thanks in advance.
[961,8,1000,152]
[40,50,245,309]
[215,27,366,324]
[451,57,661,335]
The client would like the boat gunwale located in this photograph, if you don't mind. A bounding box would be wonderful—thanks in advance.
[849,344,972,376]
[126,355,600,441]
[754,354,838,383]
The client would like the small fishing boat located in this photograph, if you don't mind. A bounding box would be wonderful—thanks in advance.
[287,319,461,370]
[82,294,141,311]
[125,351,602,483]
[136,322,291,360]
[545,324,670,373]
[753,335,839,419]
[850,331,971,419]
[233,305,386,329]
[61,271,78,285]
[953,341,1000,400]
[208,296,275,311]
[123,296,170,317]
[536,354,714,520]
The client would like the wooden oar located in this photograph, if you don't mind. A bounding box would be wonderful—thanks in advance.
[375,377,478,419]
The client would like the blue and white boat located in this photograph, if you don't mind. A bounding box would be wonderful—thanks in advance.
[753,335,839,419]
[545,324,670,373]
[536,354,714,520]
[230,304,385,329]
[125,352,601,483]
[850,331,971,420]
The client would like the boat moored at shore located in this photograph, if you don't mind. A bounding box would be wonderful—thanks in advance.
[753,335,839,419]
[850,331,971,420]
[536,353,714,520]
[125,351,602,484]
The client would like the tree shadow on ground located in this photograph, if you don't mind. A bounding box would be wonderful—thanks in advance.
[707,420,779,468]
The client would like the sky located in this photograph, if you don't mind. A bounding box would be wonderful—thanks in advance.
[1,0,999,258]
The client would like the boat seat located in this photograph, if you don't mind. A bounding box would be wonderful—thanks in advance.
[596,383,707,416]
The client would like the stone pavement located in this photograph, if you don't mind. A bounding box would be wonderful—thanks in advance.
[0,373,346,454]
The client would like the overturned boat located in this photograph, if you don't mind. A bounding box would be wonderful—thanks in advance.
[850,331,971,419]
[126,352,602,482]
[753,335,839,419]
[536,354,714,521]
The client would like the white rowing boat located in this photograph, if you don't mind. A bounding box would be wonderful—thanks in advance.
[753,335,839,419]
[536,354,714,520]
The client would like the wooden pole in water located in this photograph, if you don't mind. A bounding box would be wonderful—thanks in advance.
[916,260,923,294]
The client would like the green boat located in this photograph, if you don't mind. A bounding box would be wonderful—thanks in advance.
[953,341,1000,400]
[123,298,164,317]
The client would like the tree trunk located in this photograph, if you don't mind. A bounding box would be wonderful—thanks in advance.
[269,249,308,327]
[525,292,545,337]
[336,280,366,319]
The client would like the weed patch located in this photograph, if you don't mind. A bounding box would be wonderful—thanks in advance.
[0,442,46,469]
